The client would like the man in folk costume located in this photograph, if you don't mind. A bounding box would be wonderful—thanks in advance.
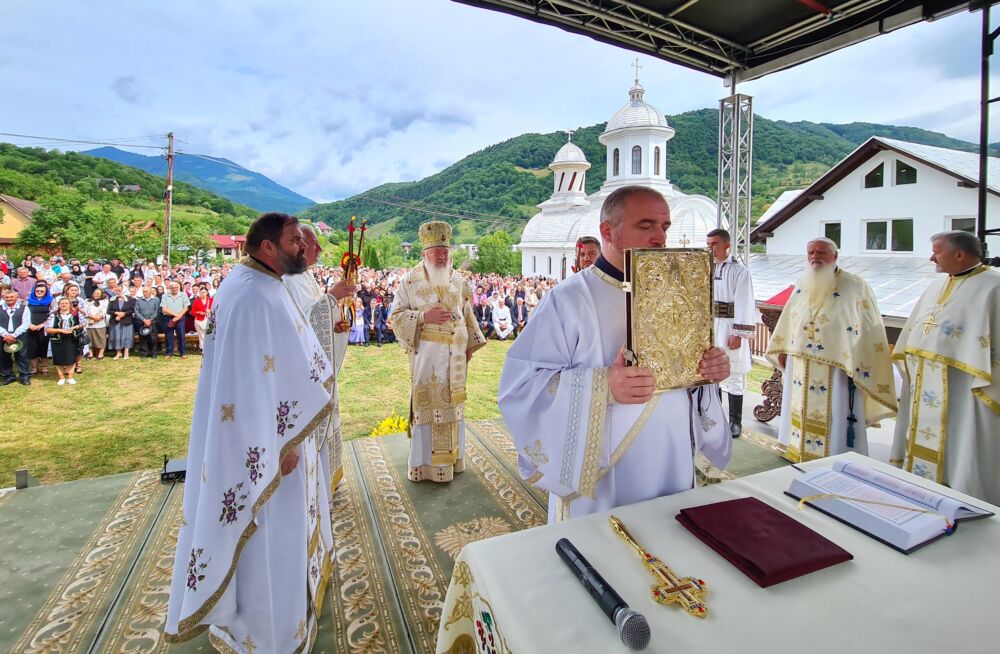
[165,213,335,653]
[767,237,896,463]
[283,224,354,493]
[891,231,1000,504]
[706,228,757,438]
[499,186,733,523]
[391,221,487,483]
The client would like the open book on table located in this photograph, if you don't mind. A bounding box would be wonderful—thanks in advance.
[785,460,993,554]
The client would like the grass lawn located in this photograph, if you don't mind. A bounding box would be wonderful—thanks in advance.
[0,341,771,486]
[0,340,514,486]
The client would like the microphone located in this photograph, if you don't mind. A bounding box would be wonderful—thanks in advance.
[555,537,650,650]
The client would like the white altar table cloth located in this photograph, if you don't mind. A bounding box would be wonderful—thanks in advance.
[435,453,1000,654]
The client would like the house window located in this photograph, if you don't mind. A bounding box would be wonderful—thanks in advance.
[824,222,841,248]
[865,219,913,252]
[896,160,917,185]
[951,217,976,233]
[654,147,661,176]
[864,163,884,188]
[631,146,642,174]
[891,219,913,251]
[865,221,888,250]
[613,149,620,176]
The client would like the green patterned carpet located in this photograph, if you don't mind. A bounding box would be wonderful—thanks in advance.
[0,419,785,654]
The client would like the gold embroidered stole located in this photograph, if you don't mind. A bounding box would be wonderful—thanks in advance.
[899,267,990,483]
[786,356,835,463]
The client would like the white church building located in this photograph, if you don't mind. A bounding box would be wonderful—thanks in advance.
[517,77,721,279]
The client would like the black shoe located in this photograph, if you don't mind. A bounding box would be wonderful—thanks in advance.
[20,378,30,386]
[0,379,14,386]
[728,393,743,438]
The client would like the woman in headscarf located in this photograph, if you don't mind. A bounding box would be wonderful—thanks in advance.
[25,281,52,376]
[69,262,86,289]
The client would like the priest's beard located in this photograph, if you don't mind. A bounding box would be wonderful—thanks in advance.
[279,248,308,275]
[799,263,836,310]
[425,257,452,290]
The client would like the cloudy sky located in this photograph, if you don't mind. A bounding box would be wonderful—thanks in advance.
[0,1,994,202]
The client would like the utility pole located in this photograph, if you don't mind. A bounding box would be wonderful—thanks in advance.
[163,132,175,264]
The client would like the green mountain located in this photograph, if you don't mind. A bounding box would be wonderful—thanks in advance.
[303,110,1000,242]
[0,142,258,260]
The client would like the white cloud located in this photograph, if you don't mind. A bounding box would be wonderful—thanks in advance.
[0,1,993,203]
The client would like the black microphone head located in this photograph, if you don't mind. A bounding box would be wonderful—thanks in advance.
[615,608,651,650]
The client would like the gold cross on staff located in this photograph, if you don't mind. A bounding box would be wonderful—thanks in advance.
[610,515,708,618]
[921,308,941,335]
[804,320,818,340]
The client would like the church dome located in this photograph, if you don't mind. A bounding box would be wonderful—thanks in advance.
[666,195,727,248]
[603,81,671,135]
[550,141,589,167]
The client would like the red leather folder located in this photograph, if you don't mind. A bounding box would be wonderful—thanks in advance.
[676,497,853,588]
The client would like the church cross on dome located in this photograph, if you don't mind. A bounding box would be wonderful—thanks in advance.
[629,58,645,102]
[566,128,574,142]
[632,57,642,83]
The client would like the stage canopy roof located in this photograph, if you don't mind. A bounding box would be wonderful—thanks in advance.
[453,1,974,83]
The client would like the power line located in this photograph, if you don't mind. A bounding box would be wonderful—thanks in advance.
[354,192,527,226]
[0,132,165,150]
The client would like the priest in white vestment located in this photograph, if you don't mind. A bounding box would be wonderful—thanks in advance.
[493,298,514,340]
[891,231,1000,504]
[283,224,353,492]
[166,213,335,653]
[390,221,487,483]
[499,186,733,523]
[707,228,757,438]
[767,238,896,463]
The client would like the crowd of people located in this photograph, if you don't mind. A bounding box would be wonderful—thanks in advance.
[292,265,566,346]
[0,254,223,386]
[0,250,571,386]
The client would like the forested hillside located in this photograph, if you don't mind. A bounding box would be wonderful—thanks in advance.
[304,110,998,243]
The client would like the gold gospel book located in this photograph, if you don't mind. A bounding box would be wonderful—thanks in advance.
[624,248,713,391]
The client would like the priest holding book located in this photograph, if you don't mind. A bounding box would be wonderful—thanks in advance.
[499,185,732,523]
[766,237,897,463]
[891,231,1000,505]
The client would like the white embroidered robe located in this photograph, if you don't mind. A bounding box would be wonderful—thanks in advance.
[284,271,349,491]
[766,268,896,463]
[498,262,732,523]
[390,264,487,482]
[166,259,335,653]
[712,255,757,395]
[890,266,1000,505]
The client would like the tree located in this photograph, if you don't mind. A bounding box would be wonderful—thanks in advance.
[362,242,381,270]
[473,230,520,275]
[16,191,86,253]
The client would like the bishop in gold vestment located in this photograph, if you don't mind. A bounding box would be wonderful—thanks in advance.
[391,221,487,482]
[767,238,896,463]
[891,231,1000,504]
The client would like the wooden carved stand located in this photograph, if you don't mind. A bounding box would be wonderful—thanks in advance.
[752,304,784,423]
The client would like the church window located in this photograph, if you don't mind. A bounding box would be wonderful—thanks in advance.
[864,219,913,252]
[864,164,884,188]
[532,255,536,273]
[631,146,642,174]
[654,147,661,176]
[865,221,887,250]
[548,257,552,275]
[557,172,565,192]
[895,160,917,185]
[613,149,620,176]
[951,216,976,233]
[891,219,913,251]
[568,172,577,191]
[824,222,841,248]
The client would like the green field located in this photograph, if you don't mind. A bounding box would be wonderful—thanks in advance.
[0,342,773,486]
[0,340,513,486]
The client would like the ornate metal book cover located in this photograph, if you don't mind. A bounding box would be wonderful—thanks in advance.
[624,248,713,391]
